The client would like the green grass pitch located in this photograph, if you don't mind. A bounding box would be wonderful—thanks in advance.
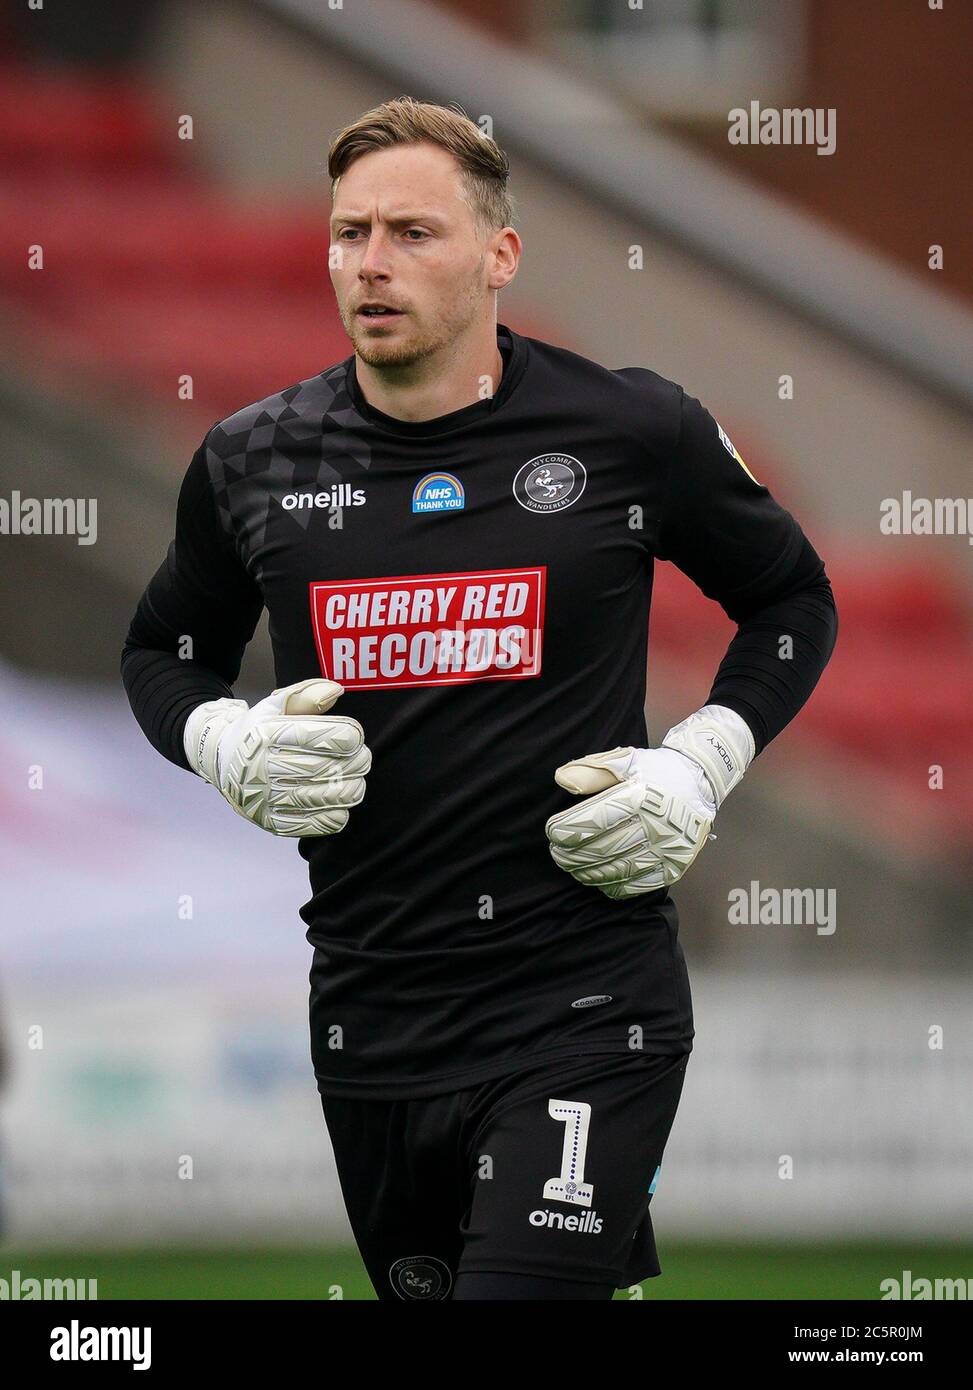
[3,1244,970,1300]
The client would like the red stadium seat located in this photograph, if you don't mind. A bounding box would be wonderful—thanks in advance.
[652,556,973,855]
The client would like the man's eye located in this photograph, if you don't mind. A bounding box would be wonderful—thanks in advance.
[336,229,426,241]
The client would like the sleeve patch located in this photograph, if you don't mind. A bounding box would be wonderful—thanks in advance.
[717,421,761,485]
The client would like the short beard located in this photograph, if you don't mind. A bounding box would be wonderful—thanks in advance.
[348,257,485,373]
[352,321,436,370]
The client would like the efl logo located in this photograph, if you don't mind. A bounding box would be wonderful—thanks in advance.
[309,567,546,690]
[412,472,464,513]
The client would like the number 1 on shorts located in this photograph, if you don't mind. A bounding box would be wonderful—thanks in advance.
[542,1098,595,1207]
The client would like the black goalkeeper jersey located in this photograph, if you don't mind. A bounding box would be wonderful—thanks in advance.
[122,323,837,1097]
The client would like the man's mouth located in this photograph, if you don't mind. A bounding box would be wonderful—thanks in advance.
[357,305,405,321]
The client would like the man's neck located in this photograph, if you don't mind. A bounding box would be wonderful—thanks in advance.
[355,331,504,423]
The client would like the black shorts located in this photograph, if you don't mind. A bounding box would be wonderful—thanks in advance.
[321,1048,689,1300]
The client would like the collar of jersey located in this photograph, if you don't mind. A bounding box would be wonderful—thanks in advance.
[344,323,527,437]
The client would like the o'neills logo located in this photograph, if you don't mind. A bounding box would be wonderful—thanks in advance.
[528,1209,603,1234]
[309,567,546,690]
[282,485,366,510]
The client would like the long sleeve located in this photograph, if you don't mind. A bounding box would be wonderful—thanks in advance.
[704,555,837,753]
[656,388,838,755]
[120,436,264,770]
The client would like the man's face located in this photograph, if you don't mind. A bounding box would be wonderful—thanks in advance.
[329,141,502,369]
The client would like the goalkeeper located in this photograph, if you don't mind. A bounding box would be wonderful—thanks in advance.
[121,98,837,1301]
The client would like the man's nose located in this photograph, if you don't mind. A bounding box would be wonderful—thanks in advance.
[358,231,392,278]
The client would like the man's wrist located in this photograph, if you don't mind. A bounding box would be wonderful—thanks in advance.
[183,698,248,785]
[661,704,755,809]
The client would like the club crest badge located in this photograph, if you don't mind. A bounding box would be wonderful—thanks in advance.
[512,454,586,513]
[388,1255,452,1300]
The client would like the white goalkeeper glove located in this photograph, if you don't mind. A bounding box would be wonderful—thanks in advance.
[183,677,371,836]
[545,704,755,898]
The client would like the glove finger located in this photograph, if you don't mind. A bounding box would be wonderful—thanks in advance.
[599,871,666,899]
[266,744,371,782]
[545,779,645,841]
[554,747,637,795]
[267,805,351,837]
[267,716,367,756]
[548,828,658,884]
[278,678,345,716]
[564,830,706,891]
[586,845,661,889]
[249,680,341,722]
[267,776,368,812]
[547,818,650,869]
[556,850,669,895]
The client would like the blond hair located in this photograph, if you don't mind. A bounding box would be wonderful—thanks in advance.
[328,96,514,238]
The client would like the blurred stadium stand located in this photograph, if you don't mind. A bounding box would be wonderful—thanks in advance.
[0,0,970,1249]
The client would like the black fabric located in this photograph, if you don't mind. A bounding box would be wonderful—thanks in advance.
[120,445,263,769]
[322,1050,689,1299]
[649,381,838,755]
[121,322,837,1097]
[708,563,837,754]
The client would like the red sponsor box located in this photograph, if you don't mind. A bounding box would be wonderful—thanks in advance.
[309,566,546,690]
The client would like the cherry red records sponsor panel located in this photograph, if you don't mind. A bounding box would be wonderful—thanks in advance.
[309,566,547,690]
